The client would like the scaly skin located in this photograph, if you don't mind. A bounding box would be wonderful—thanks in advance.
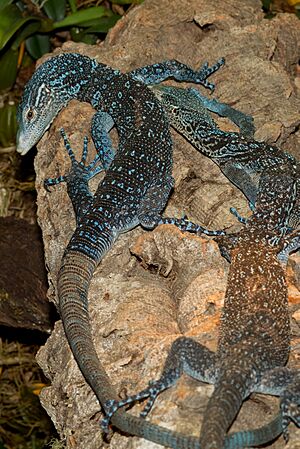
[18,53,299,447]
[17,52,258,448]
[151,85,300,228]
[104,164,300,448]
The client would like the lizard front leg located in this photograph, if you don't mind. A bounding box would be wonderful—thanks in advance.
[44,129,103,221]
[91,111,116,169]
[129,57,225,91]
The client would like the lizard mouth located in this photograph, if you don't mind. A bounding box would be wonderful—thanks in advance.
[16,130,32,155]
[16,122,52,155]
[16,146,30,156]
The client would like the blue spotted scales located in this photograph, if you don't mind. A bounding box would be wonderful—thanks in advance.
[17,52,260,448]
[150,84,300,224]
[17,52,300,448]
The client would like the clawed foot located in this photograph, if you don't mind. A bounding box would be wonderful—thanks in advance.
[281,380,300,441]
[44,128,103,191]
[159,217,226,236]
[230,207,248,225]
[101,380,167,434]
[141,215,226,236]
[140,213,226,236]
[196,57,225,91]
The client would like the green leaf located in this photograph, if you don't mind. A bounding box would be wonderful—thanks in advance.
[53,6,111,29]
[74,32,98,45]
[43,0,66,21]
[69,13,120,43]
[11,21,42,50]
[84,15,121,33]
[67,0,77,13]
[0,0,14,12]
[0,4,40,50]
[25,33,51,59]
[0,102,17,147]
[0,47,18,91]
[261,0,272,11]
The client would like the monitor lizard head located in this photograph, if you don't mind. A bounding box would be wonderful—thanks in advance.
[16,52,95,155]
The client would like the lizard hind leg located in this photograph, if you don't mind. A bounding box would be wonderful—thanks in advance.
[248,367,300,443]
[101,337,216,434]
[281,376,300,441]
[187,87,255,138]
[138,176,226,236]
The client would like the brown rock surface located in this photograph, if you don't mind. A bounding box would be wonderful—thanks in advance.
[34,0,300,448]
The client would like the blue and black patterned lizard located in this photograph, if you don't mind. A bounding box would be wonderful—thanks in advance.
[25,58,299,230]
[150,84,300,228]
[103,161,300,449]
[17,52,300,448]
[18,52,264,448]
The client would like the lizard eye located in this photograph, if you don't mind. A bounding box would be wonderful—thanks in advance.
[26,108,34,121]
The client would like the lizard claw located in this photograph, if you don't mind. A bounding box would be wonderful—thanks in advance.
[280,379,300,441]
[100,380,166,430]
[44,175,67,191]
[44,130,104,190]
[101,399,118,434]
[196,57,225,91]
